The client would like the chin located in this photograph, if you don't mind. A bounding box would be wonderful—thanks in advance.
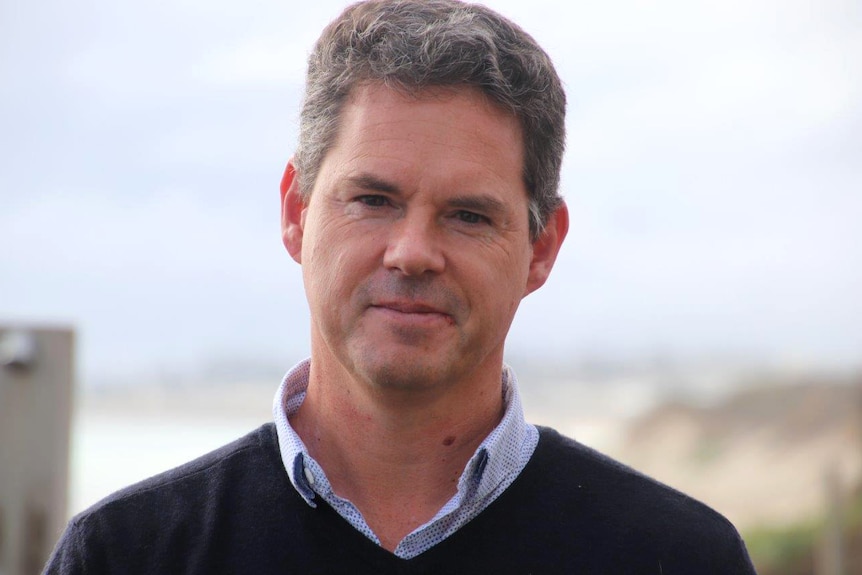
[352,352,455,392]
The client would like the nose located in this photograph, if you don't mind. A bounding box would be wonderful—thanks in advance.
[383,214,446,276]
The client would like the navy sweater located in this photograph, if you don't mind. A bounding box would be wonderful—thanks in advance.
[44,424,756,574]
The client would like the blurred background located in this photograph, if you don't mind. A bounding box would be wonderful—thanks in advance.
[1,0,860,572]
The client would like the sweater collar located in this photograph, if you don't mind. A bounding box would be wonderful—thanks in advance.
[272,359,535,550]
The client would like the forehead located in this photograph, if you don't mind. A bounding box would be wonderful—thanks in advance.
[340,82,520,137]
[318,83,526,193]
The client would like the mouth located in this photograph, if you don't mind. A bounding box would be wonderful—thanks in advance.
[369,301,455,325]
[372,301,447,314]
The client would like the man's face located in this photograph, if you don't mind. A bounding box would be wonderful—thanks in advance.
[282,84,563,393]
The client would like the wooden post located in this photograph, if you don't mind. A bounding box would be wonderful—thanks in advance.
[817,465,846,575]
[0,327,74,575]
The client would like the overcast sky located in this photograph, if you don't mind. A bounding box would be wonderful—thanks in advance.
[2,0,860,383]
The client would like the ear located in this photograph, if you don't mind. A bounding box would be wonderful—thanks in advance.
[524,202,569,296]
[280,158,305,264]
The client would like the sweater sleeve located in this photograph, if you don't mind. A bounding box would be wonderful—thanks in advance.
[42,519,93,575]
[718,522,758,575]
[664,510,758,574]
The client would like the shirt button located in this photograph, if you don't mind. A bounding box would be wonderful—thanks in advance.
[304,466,315,486]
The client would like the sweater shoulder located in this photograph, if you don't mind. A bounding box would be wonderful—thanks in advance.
[46,423,319,574]
[532,426,749,549]
[72,422,281,521]
[408,427,755,574]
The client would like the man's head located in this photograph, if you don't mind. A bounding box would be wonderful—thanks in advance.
[294,0,566,240]
[281,0,569,394]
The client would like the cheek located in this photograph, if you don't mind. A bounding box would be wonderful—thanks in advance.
[305,230,372,305]
[465,259,525,318]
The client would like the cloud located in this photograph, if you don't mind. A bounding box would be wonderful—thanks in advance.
[194,37,309,88]
[2,0,860,379]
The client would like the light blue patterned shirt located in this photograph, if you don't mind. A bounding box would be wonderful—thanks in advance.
[272,358,539,559]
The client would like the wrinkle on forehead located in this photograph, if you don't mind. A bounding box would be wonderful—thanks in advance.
[342,82,522,154]
[334,84,524,188]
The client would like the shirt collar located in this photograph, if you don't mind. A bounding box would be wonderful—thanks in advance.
[272,358,533,509]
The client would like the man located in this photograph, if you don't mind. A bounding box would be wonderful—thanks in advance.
[45,1,756,573]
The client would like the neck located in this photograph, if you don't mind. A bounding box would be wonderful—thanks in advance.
[290,357,505,552]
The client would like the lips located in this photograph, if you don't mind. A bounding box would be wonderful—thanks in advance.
[358,276,465,324]
[371,301,449,316]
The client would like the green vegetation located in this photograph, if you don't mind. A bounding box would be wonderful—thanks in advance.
[744,485,862,575]
[690,438,724,465]
[745,520,819,574]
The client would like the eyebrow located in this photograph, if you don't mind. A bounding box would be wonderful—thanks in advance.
[346,173,401,194]
[446,194,508,218]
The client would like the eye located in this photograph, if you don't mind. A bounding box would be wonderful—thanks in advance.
[454,210,490,225]
[356,195,389,207]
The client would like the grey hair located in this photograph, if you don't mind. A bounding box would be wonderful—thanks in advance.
[295,0,566,239]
